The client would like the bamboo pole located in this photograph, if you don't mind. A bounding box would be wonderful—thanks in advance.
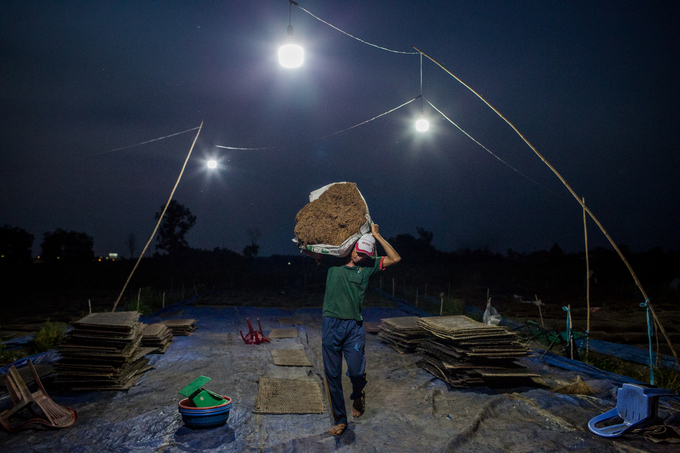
[413,47,680,371]
[583,197,591,358]
[535,294,544,329]
[440,293,444,316]
[88,299,92,314]
[112,122,203,311]
[137,288,141,312]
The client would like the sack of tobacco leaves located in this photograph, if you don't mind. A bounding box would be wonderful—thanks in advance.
[293,182,371,257]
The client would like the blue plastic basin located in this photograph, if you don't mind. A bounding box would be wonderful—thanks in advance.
[180,409,230,429]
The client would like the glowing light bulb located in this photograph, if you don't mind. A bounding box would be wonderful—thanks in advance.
[207,159,217,169]
[279,22,303,68]
[415,118,429,132]
[279,43,304,68]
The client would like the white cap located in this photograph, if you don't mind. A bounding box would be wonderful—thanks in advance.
[355,234,375,256]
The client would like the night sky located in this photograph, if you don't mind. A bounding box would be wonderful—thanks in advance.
[1,1,678,259]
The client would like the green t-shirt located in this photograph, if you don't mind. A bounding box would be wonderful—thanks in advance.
[322,257,384,321]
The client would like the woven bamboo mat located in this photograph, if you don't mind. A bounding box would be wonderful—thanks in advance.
[271,349,313,367]
[364,322,381,334]
[268,328,299,339]
[160,319,196,327]
[381,316,423,332]
[142,323,169,336]
[73,312,140,329]
[254,377,325,414]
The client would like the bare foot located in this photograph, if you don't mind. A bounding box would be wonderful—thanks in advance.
[328,423,347,436]
[352,391,365,418]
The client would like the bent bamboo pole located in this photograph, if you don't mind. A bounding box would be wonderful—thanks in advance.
[414,47,679,370]
[113,121,203,311]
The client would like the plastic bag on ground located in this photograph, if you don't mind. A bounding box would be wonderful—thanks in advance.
[483,302,502,326]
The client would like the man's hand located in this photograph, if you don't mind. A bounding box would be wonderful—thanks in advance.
[371,222,401,268]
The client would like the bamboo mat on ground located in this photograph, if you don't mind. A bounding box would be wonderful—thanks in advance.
[268,328,299,339]
[254,377,325,414]
[271,349,313,367]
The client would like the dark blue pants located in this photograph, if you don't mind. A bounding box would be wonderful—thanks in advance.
[322,317,367,425]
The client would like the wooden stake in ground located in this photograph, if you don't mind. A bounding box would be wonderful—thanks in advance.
[440,292,444,316]
[535,294,544,329]
[162,292,166,308]
[88,299,92,314]
[567,304,574,360]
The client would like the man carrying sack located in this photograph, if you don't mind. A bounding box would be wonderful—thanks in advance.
[307,223,401,436]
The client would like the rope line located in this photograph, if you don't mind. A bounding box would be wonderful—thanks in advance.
[91,127,201,157]
[215,97,417,151]
[296,5,419,55]
[426,99,559,196]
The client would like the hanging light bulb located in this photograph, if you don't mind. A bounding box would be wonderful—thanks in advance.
[415,117,430,132]
[414,54,428,132]
[278,1,304,68]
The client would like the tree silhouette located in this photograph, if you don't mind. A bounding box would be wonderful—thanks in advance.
[242,228,261,259]
[0,225,34,264]
[41,228,94,263]
[154,200,196,254]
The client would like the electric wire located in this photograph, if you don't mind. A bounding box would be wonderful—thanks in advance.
[420,53,424,113]
[295,5,419,55]
[214,97,417,151]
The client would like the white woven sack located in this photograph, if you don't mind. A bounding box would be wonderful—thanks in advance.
[293,182,371,257]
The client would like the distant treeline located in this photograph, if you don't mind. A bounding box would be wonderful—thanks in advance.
[1,225,679,303]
